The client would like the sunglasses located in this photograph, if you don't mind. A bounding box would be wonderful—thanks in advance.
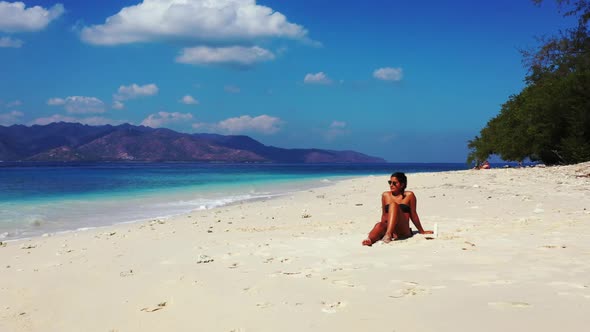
[388,180,398,185]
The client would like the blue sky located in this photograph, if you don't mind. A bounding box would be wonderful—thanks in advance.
[0,0,577,162]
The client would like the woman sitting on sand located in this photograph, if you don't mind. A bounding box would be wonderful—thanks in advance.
[362,172,432,246]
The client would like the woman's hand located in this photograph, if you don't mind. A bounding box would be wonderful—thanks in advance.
[419,230,434,234]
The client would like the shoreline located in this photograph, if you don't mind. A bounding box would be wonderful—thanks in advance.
[1,163,589,331]
[1,174,363,244]
[0,175,351,241]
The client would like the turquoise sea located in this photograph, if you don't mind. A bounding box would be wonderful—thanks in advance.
[0,162,468,240]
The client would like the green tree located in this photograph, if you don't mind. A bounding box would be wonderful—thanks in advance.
[468,0,590,165]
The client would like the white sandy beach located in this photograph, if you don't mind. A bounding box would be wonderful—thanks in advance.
[1,163,589,332]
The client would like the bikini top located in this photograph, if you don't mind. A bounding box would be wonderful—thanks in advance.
[384,203,411,214]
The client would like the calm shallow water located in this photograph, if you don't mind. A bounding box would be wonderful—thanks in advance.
[0,162,467,239]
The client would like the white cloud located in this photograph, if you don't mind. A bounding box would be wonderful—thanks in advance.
[0,2,64,33]
[112,101,125,110]
[224,85,241,94]
[176,46,275,67]
[141,111,193,128]
[0,36,23,48]
[30,114,119,126]
[179,95,199,105]
[6,99,22,108]
[0,110,23,125]
[80,0,307,46]
[373,67,403,81]
[325,120,349,141]
[304,72,332,85]
[47,97,65,105]
[47,96,106,114]
[193,114,283,135]
[330,120,346,129]
[114,83,159,101]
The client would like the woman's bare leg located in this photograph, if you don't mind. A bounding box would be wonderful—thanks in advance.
[362,221,387,246]
[394,218,413,239]
[383,204,412,242]
[383,203,400,242]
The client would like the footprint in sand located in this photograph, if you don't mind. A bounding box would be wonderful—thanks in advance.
[256,302,273,309]
[331,279,357,288]
[119,269,134,277]
[389,281,432,298]
[242,286,260,295]
[471,279,514,287]
[321,301,346,313]
[269,270,303,278]
[488,301,531,309]
[196,254,214,264]
[541,245,567,249]
[548,281,587,289]
[549,281,589,298]
[140,301,167,312]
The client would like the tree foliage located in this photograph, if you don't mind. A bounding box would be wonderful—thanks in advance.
[467,0,590,165]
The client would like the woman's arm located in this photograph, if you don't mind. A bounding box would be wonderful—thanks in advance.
[380,192,389,222]
[408,192,433,234]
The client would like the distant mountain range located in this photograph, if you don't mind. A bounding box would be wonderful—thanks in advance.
[0,122,385,163]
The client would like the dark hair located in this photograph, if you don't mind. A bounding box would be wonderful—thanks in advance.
[390,172,407,192]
